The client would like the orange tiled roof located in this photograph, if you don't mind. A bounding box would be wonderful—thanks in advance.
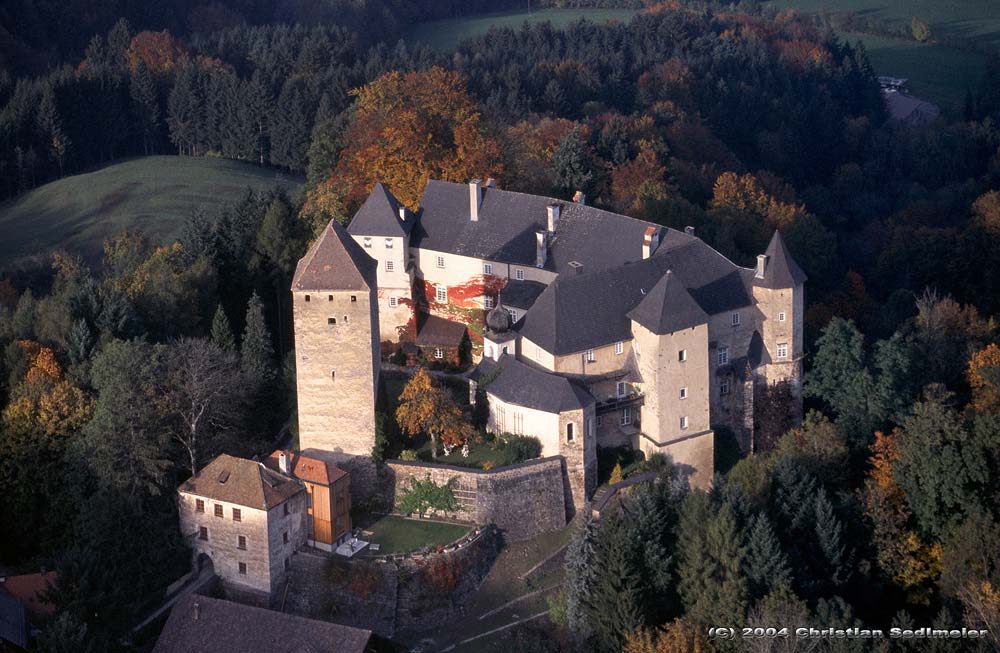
[265,450,347,486]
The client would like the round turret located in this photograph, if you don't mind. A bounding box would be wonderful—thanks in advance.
[486,304,511,333]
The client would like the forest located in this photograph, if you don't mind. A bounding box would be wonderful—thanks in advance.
[1,0,1000,650]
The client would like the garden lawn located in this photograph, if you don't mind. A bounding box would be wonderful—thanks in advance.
[404,8,637,51]
[364,515,470,556]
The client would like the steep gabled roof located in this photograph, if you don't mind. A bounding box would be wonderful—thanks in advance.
[754,230,807,289]
[473,354,593,414]
[154,595,371,653]
[627,270,709,335]
[347,182,413,237]
[179,454,303,511]
[292,220,378,292]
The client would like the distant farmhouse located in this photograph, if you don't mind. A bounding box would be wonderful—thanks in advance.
[292,179,806,509]
[878,76,941,126]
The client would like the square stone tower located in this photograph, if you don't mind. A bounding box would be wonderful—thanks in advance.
[751,230,807,391]
[291,220,380,456]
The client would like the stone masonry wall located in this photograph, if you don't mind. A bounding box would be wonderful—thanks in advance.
[384,457,567,541]
[285,526,500,639]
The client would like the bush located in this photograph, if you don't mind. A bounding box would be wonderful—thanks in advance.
[397,475,458,516]
[597,445,644,484]
[399,449,418,461]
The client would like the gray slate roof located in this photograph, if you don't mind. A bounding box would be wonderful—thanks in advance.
[627,270,708,335]
[474,354,594,414]
[178,454,303,511]
[499,279,547,310]
[411,180,664,274]
[754,230,807,289]
[0,590,27,650]
[517,235,754,355]
[415,314,467,347]
[292,220,378,292]
[154,594,371,653]
[347,182,413,237]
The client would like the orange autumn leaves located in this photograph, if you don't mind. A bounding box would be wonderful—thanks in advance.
[2,341,93,438]
[395,368,473,460]
[307,67,502,217]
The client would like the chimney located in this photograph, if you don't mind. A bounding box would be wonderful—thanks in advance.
[684,225,695,236]
[278,451,290,475]
[398,206,406,222]
[572,190,586,205]
[193,602,201,621]
[546,203,560,233]
[535,230,547,268]
[755,254,768,279]
[642,226,660,260]
[485,177,496,188]
[469,179,481,222]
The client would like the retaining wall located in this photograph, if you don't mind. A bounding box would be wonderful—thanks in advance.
[383,457,567,541]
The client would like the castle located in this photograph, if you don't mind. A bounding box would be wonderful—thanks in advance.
[291,179,805,512]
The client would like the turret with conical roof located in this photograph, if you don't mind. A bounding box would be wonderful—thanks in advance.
[753,230,807,289]
[751,230,804,396]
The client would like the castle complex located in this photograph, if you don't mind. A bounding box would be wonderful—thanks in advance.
[291,179,805,512]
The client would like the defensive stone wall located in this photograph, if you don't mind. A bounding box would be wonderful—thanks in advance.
[383,457,567,541]
[284,525,500,639]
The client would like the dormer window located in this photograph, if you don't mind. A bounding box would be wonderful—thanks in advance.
[385,238,393,249]
[363,237,372,248]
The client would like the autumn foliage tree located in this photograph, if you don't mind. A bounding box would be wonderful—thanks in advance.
[395,368,474,460]
[124,31,188,75]
[967,343,1000,414]
[307,67,503,216]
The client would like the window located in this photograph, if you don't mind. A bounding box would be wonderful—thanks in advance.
[515,269,525,281]
[620,407,632,426]
[363,237,372,248]
[283,503,289,516]
[304,295,311,302]
[214,504,224,518]
[434,348,444,359]
[597,415,604,427]
[385,260,394,272]
[282,531,288,544]
[616,381,627,397]
[680,387,688,399]
[199,527,208,541]
[507,309,518,322]
[389,297,398,307]
[343,315,349,324]
[777,343,788,359]
[615,341,624,355]
[196,499,205,513]
[435,285,447,303]
[331,371,335,381]
[237,535,247,550]
[720,379,731,395]
[585,349,595,363]
[436,255,445,268]
[680,416,689,430]
[350,295,356,302]
[238,562,247,575]
[326,295,332,301]
[732,312,741,327]
[384,238,393,249]
[483,263,493,275]
[232,508,241,522]
[678,349,687,362]
[284,558,291,571]
[718,347,729,366]
[327,317,336,325]
[778,312,786,322]
[484,296,494,309]
[566,423,575,442]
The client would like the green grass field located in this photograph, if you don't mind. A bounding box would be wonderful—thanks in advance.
[403,8,637,51]
[768,0,1000,44]
[842,32,986,112]
[0,156,301,268]
[363,515,471,555]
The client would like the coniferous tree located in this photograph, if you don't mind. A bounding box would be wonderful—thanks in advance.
[588,513,645,653]
[551,126,593,197]
[241,291,274,389]
[37,86,70,177]
[210,305,236,352]
[167,66,201,156]
[564,520,598,643]
[814,489,851,588]
[745,513,792,599]
[270,77,316,171]
[66,319,93,365]
[12,290,35,339]
[130,59,159,155]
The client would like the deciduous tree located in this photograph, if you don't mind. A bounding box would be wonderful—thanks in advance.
[395,368,473,460]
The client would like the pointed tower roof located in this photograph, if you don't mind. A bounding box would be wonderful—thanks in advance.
[292,220,377,291]
[627,270,708,335]
[346,182,412,237]
[755,230,807,289]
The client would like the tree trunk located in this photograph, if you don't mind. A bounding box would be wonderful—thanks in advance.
[430,432,438,460]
